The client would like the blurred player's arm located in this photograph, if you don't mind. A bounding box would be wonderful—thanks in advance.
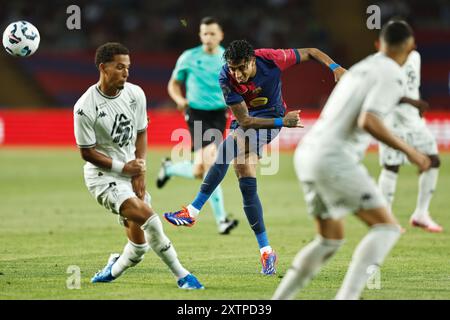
[358,111,430,172]
[79,147,145,176]
[230,101,303,129]
[132,130,147,199]
[399,96,429,116]
[297,48,346,82]
[168,77,189,111]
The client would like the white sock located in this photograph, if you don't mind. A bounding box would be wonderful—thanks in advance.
[111,240,149,278]
[259,246,273,255]
[141,215,189,279]
[272,235,343,300]
[335,224,401,300]
[378,169,398,214]
[414,168,439,219]
[187,204,200,218]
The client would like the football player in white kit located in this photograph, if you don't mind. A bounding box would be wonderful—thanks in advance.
[272,20,431,300]
[378,49,442,232]
[73,42,204,289]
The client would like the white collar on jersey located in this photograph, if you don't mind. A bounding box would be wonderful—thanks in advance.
[95,84,122,99]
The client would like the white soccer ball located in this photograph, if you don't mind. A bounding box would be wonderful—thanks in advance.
[2,21,40,57]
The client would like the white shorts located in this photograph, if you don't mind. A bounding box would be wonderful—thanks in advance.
[295,146,386,220]
[87,176,152,223]
[379,122,438,166]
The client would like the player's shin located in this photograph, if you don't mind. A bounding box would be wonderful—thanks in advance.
[141,214,189,279]
[111,240,149,278]
[335,224,401,300]
[272,235,343,300]
[415,168,439,217]
[239,177,266,241]
[190,137,236,213]
[378,169,398,214]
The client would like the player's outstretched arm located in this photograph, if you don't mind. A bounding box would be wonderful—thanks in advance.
[230,101,303,129]
[297,48,346,82]
[358,111,431,172]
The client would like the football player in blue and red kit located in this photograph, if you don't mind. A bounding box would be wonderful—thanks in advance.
[164,40,346,275]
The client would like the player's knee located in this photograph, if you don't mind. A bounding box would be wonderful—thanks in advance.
[121,198,152,225]
[234,165,255,179]
[384,165,400,173]
[429,155,440,168]
[193,164,204,179]
[314,235,344,257]
[128,241,150,267]
[193,169,204,179]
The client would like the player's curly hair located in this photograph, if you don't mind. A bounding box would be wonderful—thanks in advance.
[223,40,255,64]
[95,42,129,69]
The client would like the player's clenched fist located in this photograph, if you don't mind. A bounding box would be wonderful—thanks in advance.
[283,110,304,128]
[123,159,146,176]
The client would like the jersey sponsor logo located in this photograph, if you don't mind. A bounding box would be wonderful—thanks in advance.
[76,108,85,116]
[98,111,107,118]
[110,113,134,147]
[249,97,268,108]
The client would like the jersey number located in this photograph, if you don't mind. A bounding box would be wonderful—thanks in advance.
[110,114,134,147]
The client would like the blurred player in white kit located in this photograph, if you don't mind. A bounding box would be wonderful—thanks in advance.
[273,20,431,300]
[378,49,442,232]
[73,42,204,289]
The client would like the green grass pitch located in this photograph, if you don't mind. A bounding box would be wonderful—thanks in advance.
[0,147,449,299]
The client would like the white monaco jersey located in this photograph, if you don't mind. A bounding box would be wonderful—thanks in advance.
[300,53,405,162]
[387,50,422,127]
[73,82,148,179]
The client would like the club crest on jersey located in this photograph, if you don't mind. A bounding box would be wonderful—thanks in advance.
[129,99,137,111]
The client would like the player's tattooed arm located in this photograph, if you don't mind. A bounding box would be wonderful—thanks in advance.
[297,48,346,82]
[230,101,303,129]
[399,97,429,117]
